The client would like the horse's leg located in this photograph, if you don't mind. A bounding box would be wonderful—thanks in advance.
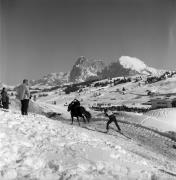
[77,116,80,126]
[82,115,86,124]
[87,116,90,123]
[71,115,74,125]
[83,114,89,123]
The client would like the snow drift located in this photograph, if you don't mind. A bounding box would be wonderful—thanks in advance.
[142,108,176,132]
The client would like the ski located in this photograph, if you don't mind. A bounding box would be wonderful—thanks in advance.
[84,126,132,140]
[116,131,132,140]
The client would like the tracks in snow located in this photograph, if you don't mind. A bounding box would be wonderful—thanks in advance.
[111,120,176,161]
[83,119,176,178]
[49,115,176,177]
[60,117,176,161]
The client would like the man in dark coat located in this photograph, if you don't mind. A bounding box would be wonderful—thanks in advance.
[1,87,9,109]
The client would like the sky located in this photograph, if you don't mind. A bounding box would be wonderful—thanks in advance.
[0,0,176,85]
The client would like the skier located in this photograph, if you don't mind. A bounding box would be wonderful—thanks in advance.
[104,108,121,133]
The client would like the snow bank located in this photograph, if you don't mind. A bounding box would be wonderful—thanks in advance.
[9,98,70,119]
[115,108,176,132]
[142,108,176,132]
[10,99,44,115]
[154,77,176,93]
[0,110,166,180]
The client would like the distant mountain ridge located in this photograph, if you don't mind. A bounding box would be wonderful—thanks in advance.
[30,72,69,86]
[30,56,163,86]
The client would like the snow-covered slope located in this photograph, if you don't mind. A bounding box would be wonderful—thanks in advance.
[143,108,176,132]
[0,110,173,180]
[2,73,176,179]
[34,72,176,132]
[153,76,176,93]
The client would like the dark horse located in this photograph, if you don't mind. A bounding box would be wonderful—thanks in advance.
[67,102,91,126]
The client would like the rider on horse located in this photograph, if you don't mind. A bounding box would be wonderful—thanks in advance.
[68,98,91,125]
[72,98,80,107]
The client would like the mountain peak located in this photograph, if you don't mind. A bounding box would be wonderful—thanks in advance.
[75,56,87,66]
[69,57,106,82]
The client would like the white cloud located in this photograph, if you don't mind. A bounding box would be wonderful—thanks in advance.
[119,56,147,72]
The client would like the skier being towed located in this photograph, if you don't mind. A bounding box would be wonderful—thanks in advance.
[104,108,121,133]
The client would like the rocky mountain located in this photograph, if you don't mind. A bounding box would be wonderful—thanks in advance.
[30,56,163,87]
[69,56,106,82]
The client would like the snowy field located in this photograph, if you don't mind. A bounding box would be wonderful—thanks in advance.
[1,75,176,179]
[35,75,176,133]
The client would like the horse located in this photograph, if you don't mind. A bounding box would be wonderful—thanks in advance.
[67,102,91,126]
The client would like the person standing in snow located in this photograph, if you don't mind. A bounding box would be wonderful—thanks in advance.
[1,87,9,109]
[122,87,126,95]
[104,109,121,133]
[17,79,31,115]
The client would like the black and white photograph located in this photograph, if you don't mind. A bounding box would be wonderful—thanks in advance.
[1,0,176,179]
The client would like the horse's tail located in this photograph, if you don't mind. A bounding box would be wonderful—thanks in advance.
[84,110,91,121]
[81,107,91,121]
